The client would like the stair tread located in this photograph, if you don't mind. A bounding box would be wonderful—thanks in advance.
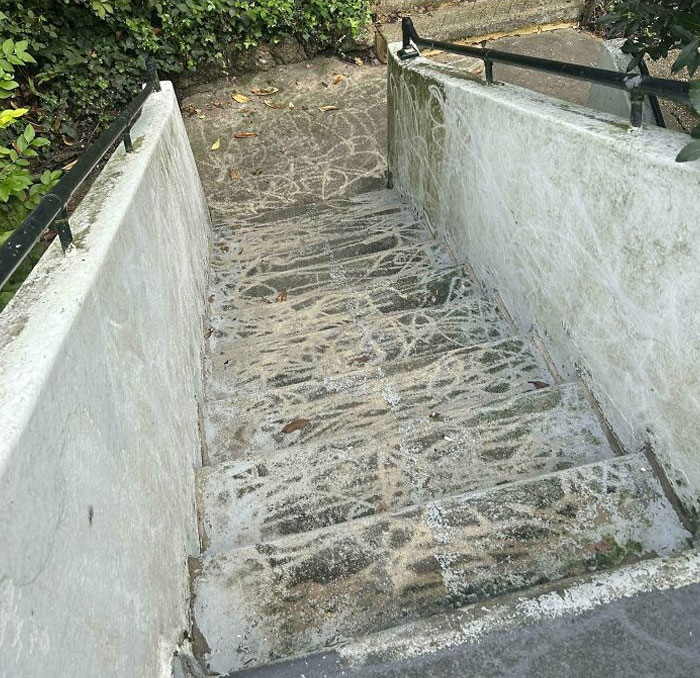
[199,382,616,552]
[209,298,510,391]
[212,239,457,311]
[211,190,433,282]
[205,335,550,464]
[192,452,690,674]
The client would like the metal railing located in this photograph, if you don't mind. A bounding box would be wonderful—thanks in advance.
[0,57,161,291]
[398,17,688,129]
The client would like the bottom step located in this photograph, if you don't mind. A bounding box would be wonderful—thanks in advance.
[210,551,700,677]
[192,453,689,674]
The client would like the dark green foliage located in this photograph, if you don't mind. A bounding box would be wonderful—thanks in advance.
[599,1,700,75]
[599,1,700,161]
[0,0,370,132]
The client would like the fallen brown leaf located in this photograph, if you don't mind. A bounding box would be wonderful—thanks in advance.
[275,289,288,303]
[319,105,338,112]
[281,418,309,434]
[227,168,241,180]
[232,92,250,104]
[251,86,279,96]
[528,380,549,390]
[263,100,287,109]
[331,74,344,85]
[62,159,78,171]
[349,354,370,366]
[234,131,257,139]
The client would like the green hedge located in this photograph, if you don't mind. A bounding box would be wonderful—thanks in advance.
[0,0,370,132]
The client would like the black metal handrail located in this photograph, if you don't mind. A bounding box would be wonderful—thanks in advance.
[0,57,161,292]
[398,17,688,128]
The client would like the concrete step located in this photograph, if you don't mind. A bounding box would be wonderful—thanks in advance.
[204,335,550,464]
[375,0,585,52]
[198,382,615,551]
[209,299,510,390]
[210,190,432,283]
[209,263,481,369]
[213,238,456,310]
[192,453,690,674]
[211,551,700,678]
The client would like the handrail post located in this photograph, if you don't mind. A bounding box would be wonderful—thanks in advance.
[485,59,494,85]
[398,17,421,60]
[54,208,73,252]
[630,89,644,128]
[146,55,161,92]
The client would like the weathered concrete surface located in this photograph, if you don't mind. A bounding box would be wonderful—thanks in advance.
[180,58,387,219]
[199,383,614,551]
[0,84,210,677]
[388,44,700,521]
[193,453,688,673]
[221,551,700,677]
[376,0,584,46]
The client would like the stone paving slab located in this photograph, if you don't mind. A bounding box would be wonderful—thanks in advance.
[193,453,690,674]
[198,383,615,551]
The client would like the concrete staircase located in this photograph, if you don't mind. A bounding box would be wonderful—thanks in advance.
[191,189,690,675]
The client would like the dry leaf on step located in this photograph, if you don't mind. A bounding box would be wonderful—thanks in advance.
[263,100,287,109]
[528,380,549,390]
[211,139,221,150]
[275,289,288,302]
[232,92,250,104]
[227,168,241,180]
[281,418,309,434]
[331,74,344,85]
[319,105,338,112]
[234,131,257,139]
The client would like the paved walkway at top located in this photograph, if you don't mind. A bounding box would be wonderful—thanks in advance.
[180,58,387,220]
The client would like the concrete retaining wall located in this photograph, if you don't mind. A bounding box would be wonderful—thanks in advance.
[388,47,700,523]
[0,83,210,677]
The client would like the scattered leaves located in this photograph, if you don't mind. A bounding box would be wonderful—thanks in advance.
[211,139,221,150]
[251,86,279,96]
[275,289,288,302]
[319,105,338,112]
[281,418,309,434]
[227,168,241,180]
[528,381,549,390]
[232,92,250,104]
[234,131,257,139]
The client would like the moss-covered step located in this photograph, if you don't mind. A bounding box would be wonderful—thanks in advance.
[204,335,550,463]
[192,453,690,674]
[198,383,616,551]
[209,299,509,391]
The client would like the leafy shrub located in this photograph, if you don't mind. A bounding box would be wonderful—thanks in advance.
[600,1,700,161]
[1,36,60,310]
[0,0,371,135]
